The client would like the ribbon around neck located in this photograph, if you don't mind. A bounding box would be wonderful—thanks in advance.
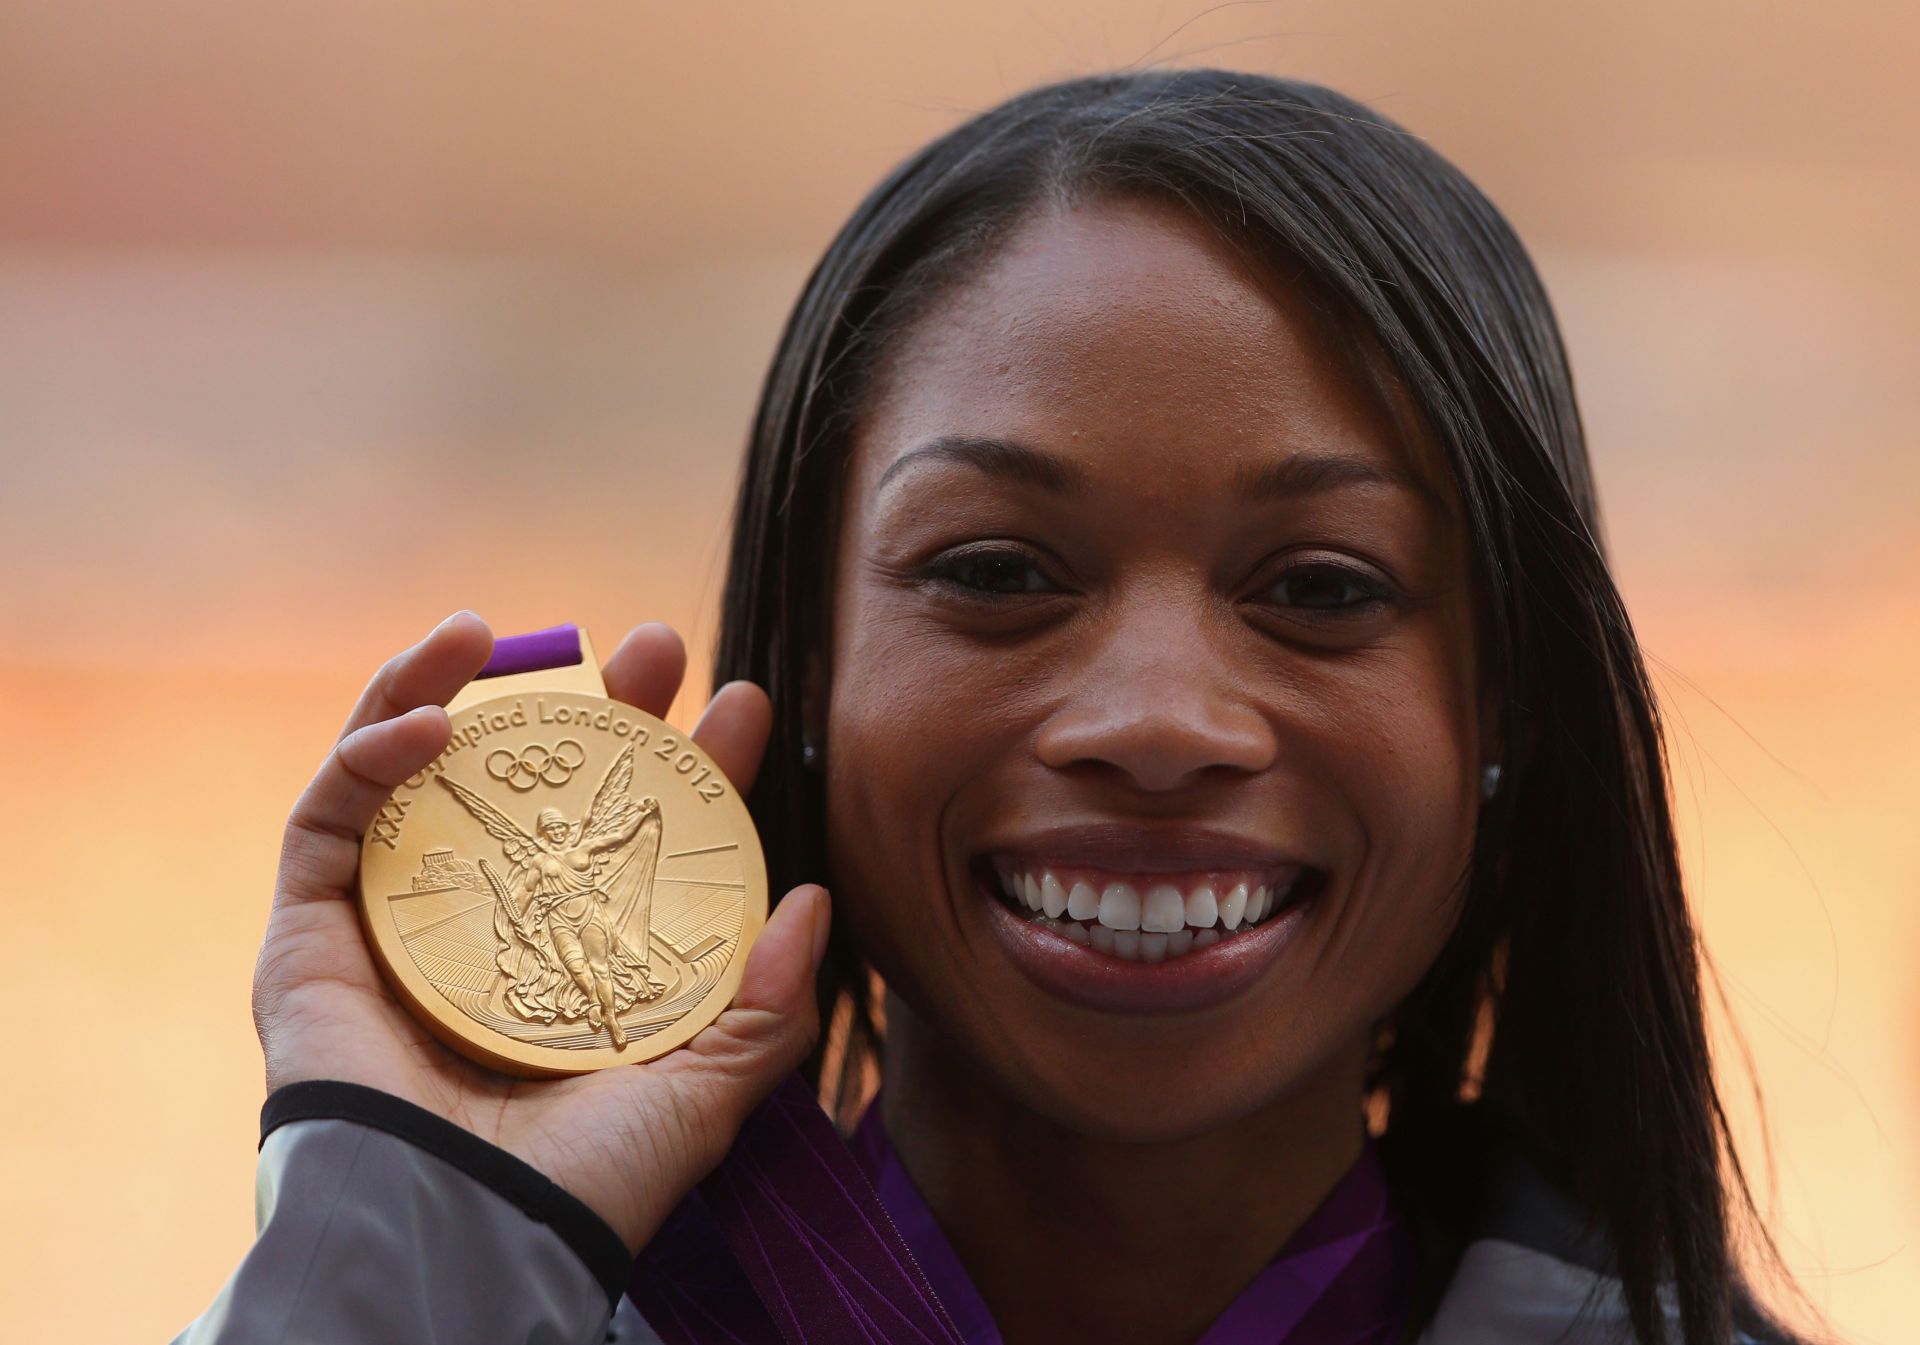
[630,1072,966,1345]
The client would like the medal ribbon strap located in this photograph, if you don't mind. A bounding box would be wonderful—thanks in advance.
[688,1073,968,1345]
[477,622,584,679]
[630,1077,972,1345]
[477,628,963,1343]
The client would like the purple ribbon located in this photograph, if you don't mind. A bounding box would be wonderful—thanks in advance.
[629,1072,1414,1345]
[477,623,583,679]
[631,1074,967,1345]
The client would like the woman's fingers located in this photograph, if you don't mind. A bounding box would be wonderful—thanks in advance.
[600,621,771,793]
[731,884,831,1019]
[339,611,494,740]
[277,611,493,910]
[601,622,688,720]
[664,884,831,1126]
[278,705,452,906]
[689,680,774,796]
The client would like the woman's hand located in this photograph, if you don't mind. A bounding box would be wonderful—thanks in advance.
[252,611,831,1253]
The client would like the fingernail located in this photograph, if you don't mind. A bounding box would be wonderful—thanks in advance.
[809,888,832,969]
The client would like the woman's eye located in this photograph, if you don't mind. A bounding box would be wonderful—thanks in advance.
[1257,562,1392,614]
[922,547,1058,597]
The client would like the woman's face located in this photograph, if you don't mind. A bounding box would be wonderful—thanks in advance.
[822,195,1487,1142]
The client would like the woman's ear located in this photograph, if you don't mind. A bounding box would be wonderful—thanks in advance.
[1478,680,1509,800]
[1481,687,1505,770]
[800,645,829,769]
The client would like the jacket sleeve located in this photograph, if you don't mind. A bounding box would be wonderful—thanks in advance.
[170,1080,662,1345]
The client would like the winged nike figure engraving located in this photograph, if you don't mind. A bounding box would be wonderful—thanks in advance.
[435,745,665,1049]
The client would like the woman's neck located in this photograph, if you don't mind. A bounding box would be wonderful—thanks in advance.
[879,993,1371,1345]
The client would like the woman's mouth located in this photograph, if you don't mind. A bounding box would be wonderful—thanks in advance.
[970,848,1328,1015]
[979,858,1312,963]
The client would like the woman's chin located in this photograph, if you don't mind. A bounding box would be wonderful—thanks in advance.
[1018,1063,1344,1149]
[956,997,1361,1147]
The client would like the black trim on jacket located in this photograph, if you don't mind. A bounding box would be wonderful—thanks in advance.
[261,1079,631,1307]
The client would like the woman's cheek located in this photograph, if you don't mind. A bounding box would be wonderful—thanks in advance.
[1320,646,1478,1005]
[821,643,971,989]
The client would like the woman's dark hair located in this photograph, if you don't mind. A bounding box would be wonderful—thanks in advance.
[714,68,1804,1344]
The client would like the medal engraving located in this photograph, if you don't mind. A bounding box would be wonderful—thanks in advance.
[359,688,767,1076]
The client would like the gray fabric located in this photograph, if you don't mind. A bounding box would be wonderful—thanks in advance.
[606,1298,659,1343]
[1423,1239,1644,1344]
[173,1118,642,1345]
[1424,1227,1763,1344]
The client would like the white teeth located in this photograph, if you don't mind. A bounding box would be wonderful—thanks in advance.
[1141,883,1186,933]
[1097,883,1141,931]
[1219,882,1248,931]
[1066,881,1100,921]
[998,864,1310,960]
[1040,871,1068,918]
[1184,884,1218,928]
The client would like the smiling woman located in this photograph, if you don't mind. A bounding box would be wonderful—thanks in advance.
[177,69,1814,1345]
[710,69,1811,1344]
[824,197,1483,1152]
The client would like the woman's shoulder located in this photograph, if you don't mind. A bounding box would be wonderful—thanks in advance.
[1423,1144,1780,1345]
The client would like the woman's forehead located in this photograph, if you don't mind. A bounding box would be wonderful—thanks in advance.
[851,197,1453,509]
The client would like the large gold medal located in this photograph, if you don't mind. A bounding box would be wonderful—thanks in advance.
[358,628,767,1076]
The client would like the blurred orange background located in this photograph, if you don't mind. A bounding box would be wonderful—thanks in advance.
[2,3,1914,1340]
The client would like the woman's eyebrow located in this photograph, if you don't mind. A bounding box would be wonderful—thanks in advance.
[875,434,1087,496]
[874,433,1445,514]
[1231,452,1447,514]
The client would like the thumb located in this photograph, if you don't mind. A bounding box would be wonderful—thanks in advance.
[668,884,831,1126]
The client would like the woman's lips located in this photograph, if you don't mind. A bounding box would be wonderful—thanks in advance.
[974,859,1323,1015]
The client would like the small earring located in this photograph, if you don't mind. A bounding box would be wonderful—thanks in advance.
[801,736,821,769]
[1480,763,1503,800]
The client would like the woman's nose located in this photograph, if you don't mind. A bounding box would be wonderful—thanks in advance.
[1032,618,1278,792]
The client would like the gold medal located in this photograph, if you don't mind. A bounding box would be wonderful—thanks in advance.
[358,628,766,1076]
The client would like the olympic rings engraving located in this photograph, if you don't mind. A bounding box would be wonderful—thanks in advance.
[485,738,587,791]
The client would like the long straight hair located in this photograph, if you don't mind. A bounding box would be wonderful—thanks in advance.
[714,69,1801,1344]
